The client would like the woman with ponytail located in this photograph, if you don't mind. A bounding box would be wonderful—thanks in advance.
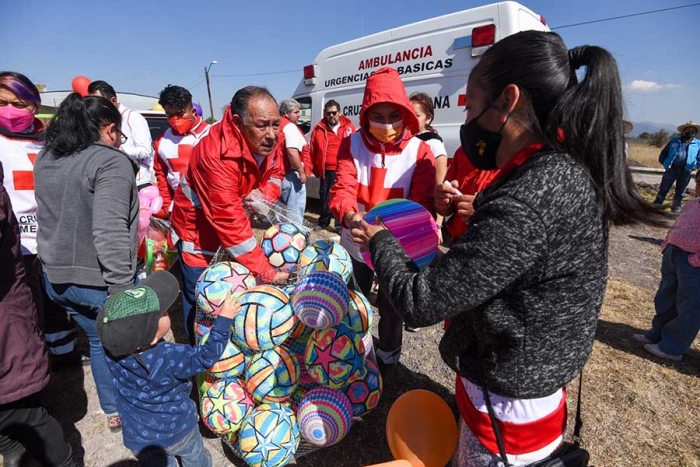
[35,93,139,432]
[352,31,668,465]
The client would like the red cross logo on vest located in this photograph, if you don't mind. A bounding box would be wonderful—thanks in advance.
[357,166,404,211]
[13,153,37,190]
[169,145,192,174]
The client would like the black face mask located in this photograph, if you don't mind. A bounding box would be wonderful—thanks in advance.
[459,107,508,171]
[683,131,696,141]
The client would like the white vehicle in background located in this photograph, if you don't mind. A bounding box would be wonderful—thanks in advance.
[293,1,549,198]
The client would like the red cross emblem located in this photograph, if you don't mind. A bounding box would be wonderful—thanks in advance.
[357,166,403,211]
[169,145,192,174]
[13,153,37,190]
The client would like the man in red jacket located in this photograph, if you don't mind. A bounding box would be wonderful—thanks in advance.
[169,86,287,341]
[310,100,355,230]
[0,163,75,467]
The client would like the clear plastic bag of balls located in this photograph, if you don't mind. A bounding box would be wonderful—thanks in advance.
[194,231,382,466]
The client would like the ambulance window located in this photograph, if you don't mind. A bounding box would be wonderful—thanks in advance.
[297,97,312,135]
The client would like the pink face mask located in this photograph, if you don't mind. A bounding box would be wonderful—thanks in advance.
[0,106,35,133]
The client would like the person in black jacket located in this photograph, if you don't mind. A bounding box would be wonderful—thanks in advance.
[352,31,668,465]
[0,162,75,467]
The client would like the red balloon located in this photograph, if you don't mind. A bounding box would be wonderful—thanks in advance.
[71,76,91,96]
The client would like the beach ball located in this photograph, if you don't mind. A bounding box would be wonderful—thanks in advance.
[292,271,349,329]
[305,324,365,389]
[238,402,300,467]
[341,289,373,334]
[200,328,246,379]
[196,261,256,316]
[299,240,353,283]
[345,359,383,416]
[297,387,353,447]
[261,223,309,272]
[201,379,255,435]
[246,346,300,403]
[362,199,439,270]
[233,285,295,352]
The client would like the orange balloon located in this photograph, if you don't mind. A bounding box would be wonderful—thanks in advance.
[386,390,458,467]
[365,461,412,467]
[71,76,91,96]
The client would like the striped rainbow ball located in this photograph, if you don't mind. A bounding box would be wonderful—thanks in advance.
[362,198,439,270]
[297,387,353,447]
[341,289,373,334]
[292,271,349,329]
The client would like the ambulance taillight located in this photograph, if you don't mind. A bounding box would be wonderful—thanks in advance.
[471,24,495,48]
[303,65,317,86]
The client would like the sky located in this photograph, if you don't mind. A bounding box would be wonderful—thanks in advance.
[1,0,698,128]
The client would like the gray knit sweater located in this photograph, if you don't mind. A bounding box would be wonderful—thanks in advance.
[35,143,139,295]
[369,150,607,398]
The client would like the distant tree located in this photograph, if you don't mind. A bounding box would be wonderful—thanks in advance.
[671,132,680,139]
[638,132,651,140]
[648,129,669,148]
[205,116,217,124]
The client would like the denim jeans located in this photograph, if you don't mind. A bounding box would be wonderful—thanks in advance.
[134,426,211,467]
[41,275,117,415]
[280,171,307,225]
[655,167,693,208]
[644,245,700,355]
[318,170,337,228]
[177,244,206,344]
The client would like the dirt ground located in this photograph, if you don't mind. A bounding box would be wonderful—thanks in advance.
[6,196,699,467]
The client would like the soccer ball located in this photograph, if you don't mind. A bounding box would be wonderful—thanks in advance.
[245,346,300,403]
[238,402,300,467]
[196,261,256,316]
[260,223,309,272]
[344,359,383,416]
[305,324,365,389]
[232,285,295,352]
[299,240,353,283]
[201,379,255,435]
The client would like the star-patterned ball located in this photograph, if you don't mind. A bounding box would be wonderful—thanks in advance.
[298,240,353,283]
[292,271,349,329]
[200,328,246,379]
[304,324,365,389]
[341,289,373,334]
[201,379,255,435]
[260,223,309,272]
[196,261,256,317]
[246,346,300,403]
[238,402,300,467]
[233,285,296,352]
[298,387,353,447]
[344,359,383,416]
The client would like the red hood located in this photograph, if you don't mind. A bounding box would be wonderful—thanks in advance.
[197,106,253,161]
[359,67,419,135]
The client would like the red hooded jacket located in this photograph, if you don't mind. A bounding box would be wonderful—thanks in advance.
[329,67,436,261]
[277,117,312,177]
[169,108,284,279]
[309,115,355,177]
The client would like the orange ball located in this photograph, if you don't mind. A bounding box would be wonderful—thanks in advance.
[71,76,91,96]
[386,390,459,467]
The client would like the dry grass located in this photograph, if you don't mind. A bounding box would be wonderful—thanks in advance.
[628,142,663,168]
[582,278,700,466]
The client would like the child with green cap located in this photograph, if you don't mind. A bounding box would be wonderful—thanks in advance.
[96,270,240,467]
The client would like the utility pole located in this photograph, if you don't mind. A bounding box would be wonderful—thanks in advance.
[204,60,217,121]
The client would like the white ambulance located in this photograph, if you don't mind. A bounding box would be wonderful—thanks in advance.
[293,1,549,173]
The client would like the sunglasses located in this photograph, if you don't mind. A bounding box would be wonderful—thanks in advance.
[325,111,338,116]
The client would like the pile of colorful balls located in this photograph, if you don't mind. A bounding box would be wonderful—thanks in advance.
[194,223,382,467]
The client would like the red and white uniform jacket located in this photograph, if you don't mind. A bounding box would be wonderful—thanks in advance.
[277,117,313,177]
[169,108,284,280]
[310,115,355,177]
[153,116,209,214]
[0,122,45,255]
[329,67,436,262]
